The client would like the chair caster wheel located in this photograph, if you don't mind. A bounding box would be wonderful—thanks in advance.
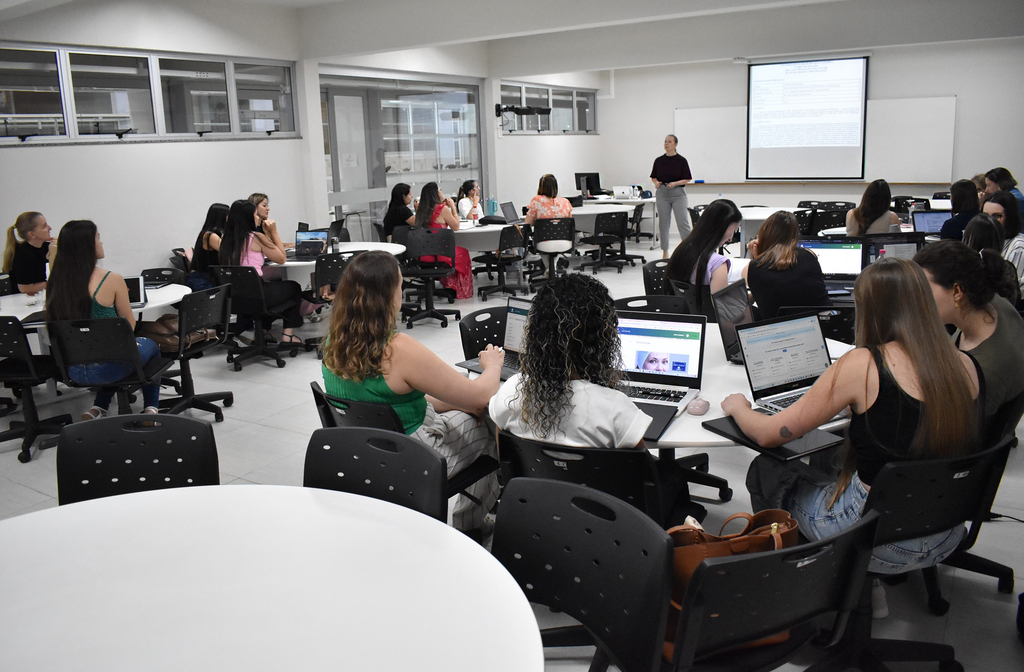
[928,596,950,615]
[617,268,622,273]
[441,319,448,328]
[277,360,286,368]
[998,576,1015,593]
[719,488,733,502]
[406,321,413,329]
[447,297,455,304]
[233,362,242,371]
[289,350,298,358]
[226,354,233,363]
[480,294,487,301]
[17,451,31,463]
[214,412,224,422]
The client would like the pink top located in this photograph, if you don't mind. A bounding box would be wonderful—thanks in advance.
[527,195,572,221]
[241,234,266,277]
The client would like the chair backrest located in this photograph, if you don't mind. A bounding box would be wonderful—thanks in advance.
[459,307,507,360]
[630,204,645,226]
[668,279,716,322]
[328,219,346,241]
[0,273,13,296]
[532,217,575,247]
[209,265,268,316]
[778,306,856,344]
[613,295,688,315]
[56,414,219,505]
[169,248,190,274]
[986,389,1024,448]
[797,200,822,209]
[794,208,817,236]
[499,431,664,523]
[863,438,1013,547]
[821,201,857,211]
[497,224,524,251]
[814,209,847,231]
[141,267,187,286]
[309,381,404,432]
[593,211,628,236]
[372,223,387,242]
[405,227,455,260]
[932,191,951,200]
[0,316,41,379]
[303,426,447,522]
[332,228,352,243]
[47,318,146,382]
[891,196,930,213]
[643,259,670,295]
[313,252,358,296]
[669,511,878,668]
[492,478,673,672]
[175,283,232,356]
[297,222,309,232]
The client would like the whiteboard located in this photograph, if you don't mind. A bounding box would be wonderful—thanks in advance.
[674,96,955,183]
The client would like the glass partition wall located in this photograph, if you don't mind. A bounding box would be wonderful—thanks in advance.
[321,76,481,240]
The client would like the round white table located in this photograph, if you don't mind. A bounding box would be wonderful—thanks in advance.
[454,223,508,252]
[336,241,405,255]
[0,283,190,323]
[571,204,636,234]
[0,485,543,672]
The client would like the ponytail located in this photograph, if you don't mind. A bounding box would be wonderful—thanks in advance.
[2,225,18,273]
[2,212,43,273]
[914,240,1010,308]
[980,248,1017,302]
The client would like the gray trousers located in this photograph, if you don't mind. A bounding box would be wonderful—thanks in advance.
[656,185,692,251]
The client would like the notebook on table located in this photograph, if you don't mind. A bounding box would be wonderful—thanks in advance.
[797,237,865,295]
[701,416,843,461]
[292,230,329,260]
[124,276,147,310]
[911,210,951,234]
[711,279,753,365]
[457,296,531,381]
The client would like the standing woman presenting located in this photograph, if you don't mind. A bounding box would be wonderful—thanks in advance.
[651,134,693,258]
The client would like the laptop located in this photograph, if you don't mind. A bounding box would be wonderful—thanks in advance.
[457,296,531,381]
[798,237,865,295]
[911,210,951,234]
[292,230,329,260]
[864,232,927,264]
[499,201,522,226]
[711,279,753,365]
[612,186,632,199]
[124,276,147,310]
[616,311,705,410]
[735,312,832,414]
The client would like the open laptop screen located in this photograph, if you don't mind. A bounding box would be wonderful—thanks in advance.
[616,312,706,388]
[503,297,531,354]
[798,239,864,276]
[736,314,831,394]
[712,279,753,352]
[911,210,950,234]
[500,202,520,225]
[295,230,329,255]
[865,233,926,263]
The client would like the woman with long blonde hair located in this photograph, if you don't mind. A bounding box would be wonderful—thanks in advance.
[320,251,502,534]
[742,210,829,319]
[724,257,982,573]
[3,211,55,295]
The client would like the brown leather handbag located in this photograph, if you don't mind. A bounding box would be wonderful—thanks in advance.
[135,314,216,354]
[663,510,800,662]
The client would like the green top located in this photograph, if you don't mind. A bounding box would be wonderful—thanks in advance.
[964,295,1024,417]
[322,364,427,434]
[90,271,117,319]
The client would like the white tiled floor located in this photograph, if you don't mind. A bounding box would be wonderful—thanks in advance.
[1,238,1022,671]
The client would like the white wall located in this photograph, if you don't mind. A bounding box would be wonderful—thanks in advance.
[319,43,490,79]
[0,139,308,274]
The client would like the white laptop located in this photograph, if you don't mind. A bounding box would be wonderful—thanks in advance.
[735,312,832,414]
[616,310,706,413]
[457,296,531,381]
[613,186,632,198]
[124,276,148,310]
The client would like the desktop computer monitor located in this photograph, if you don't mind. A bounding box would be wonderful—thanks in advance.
[574,172,602,194]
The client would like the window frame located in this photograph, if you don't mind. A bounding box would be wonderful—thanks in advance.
[498,81,598,135]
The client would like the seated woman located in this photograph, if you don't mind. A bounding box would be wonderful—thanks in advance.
[219,199,304,345]
[666,199,741,295]
[3,211,55,295]
[962,213,1021,306]
[415,181,473,299]
[726,257,982,573]
[523,174,572,225]
[248,192,293,249]
[45,220,162,419]
[187,203,228,291]
[490,273,652,448]
[939,179,981,240]
[846,179,900,236]
[456,179,484,220]
[982,190,1024,292]
[743,210,830,319]
[382,183,415,241]
[915,241,1024,429]
[321,250,501,532]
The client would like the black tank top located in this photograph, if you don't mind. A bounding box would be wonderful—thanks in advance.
[191,232,220,274]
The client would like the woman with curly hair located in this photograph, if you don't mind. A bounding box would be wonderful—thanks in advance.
[320,250,502,532]
[489,273,652,447]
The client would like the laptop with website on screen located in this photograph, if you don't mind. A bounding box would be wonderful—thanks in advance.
[711,279,754,365]
[457,296,531,381]
[615,310,706,413]
[911,210,952,234]
[797,237,865,295]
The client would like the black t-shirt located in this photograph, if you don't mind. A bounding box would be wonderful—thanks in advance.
[10,241,49,288]
[383,205,414,238]
[746,247,830,319]
[650,154,692,184]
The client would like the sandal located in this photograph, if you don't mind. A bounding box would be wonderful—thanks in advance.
[262,330,277,344]
[81,406,108,421]
[280,333,303,345]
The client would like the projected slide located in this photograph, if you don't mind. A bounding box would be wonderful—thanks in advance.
[747,57,867,180]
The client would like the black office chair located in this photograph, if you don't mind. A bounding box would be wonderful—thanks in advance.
[141,267,187,286]
[932,191,952,200]
[459,307,506,360]
[613,295,689,315]
[892,196,930,213]
[798,200,823,209]
[56,414,219,505]
[169,248,190,275]
[472,225,526,300]
[372,222,387,242]
[666,512,879,672]
[0,316,73,463]
[299,251,359,355]
[210,265,303,370]
[0,273,14,296]
[643,259,670,295]
[48,317,177,415]
[668,279,716,323]
[402,227,461,328]
[579,211,628,274]
[821,201,857,211]
[628,203,653,244]
[328,219,346,242]
[158,284,234,422]
[805,438,1013,672]
[779,306,856,344]
[492,478,674,672]
[813,209,848,233]
[795,208,817,236]
[529,217,575,292]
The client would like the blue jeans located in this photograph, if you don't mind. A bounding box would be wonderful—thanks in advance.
[68,337,162,410]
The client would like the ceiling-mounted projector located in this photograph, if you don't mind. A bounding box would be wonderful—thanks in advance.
[495,104,552,117]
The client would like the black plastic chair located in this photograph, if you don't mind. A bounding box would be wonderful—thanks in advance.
[47,317,177,415]
[303,426,448,522]
[579,211,627,274]
[0,316,72,463]
[472,225,526,301]
[328,219,346,242]
[55,414,219,505]
[459,307,506,360]
[158,284,234,421]
[892,196,930,214]
[372,222,387,242]
[795,208,817,236]
[209,265,303,370]
[798,200,823,209]
[169,248,189,275]
[141,267,187,286]
[932,191,952,200]
[820,201,857,211]
[0,273,15,295]
[813,209,847,232]
[299,251,360,355]
[402,227,461,328]
[643,259,670,295]
[613,295,689,315]
[668,279,716,323]
[667,512,879,672]
[491,477,674,672]
[806,438,1014,672]
[529,217,575,291]
[629,203,653,244]
[779,306,855,344]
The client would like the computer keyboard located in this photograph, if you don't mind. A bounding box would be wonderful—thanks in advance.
[503,352,521,370]
[825,281,854,292]
[768,394,803,409]
[626,386,685,402]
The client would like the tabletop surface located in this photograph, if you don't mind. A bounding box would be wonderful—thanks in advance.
[572,204,636,216]
[1,283,190,322]
[0,485,543,672]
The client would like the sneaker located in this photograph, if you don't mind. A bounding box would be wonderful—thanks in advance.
[871,579,889,619]
[81,406,108,421]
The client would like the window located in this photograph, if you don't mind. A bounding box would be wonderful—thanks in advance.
[69,52,154,135]
[499,84,522,132]
[576,91,596,133]
[0,48,65,138]
[159,58,229,134]
[523,86,549,132]
[235,62,294,133]
[551,89,573,132]
[499,82,597,134]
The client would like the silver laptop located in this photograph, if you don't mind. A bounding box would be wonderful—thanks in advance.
[911,210,951,234]
[499,201,522,226]
[124,276,147,310]
[711,279,753,365]
[797,237,865,294]
[457,296,531,381]
[735,312,832,414]
[613,186,632,198]
[616,310,706,412]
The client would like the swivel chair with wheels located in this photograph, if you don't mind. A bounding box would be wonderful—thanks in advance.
[579,211,628,274]
[402,227,461,329]
[472,225,526,300]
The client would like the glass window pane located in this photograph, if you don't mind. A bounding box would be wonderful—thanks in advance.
[235,63,294,133]
[552,89,573,132]
[159,58,229,134]
[69,53,154,135]
[576,91,596,133]
[321,90,332,192]
[499,84,521,132]
[0,48,65,138]
[524,86,549,132]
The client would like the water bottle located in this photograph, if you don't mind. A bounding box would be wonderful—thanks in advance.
[487,196,497,217]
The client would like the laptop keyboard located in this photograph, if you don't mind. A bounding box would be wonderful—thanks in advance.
[503,352,521,370]
[768,394,802,409]
[626,386,685,402]
[825,280,854,292]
